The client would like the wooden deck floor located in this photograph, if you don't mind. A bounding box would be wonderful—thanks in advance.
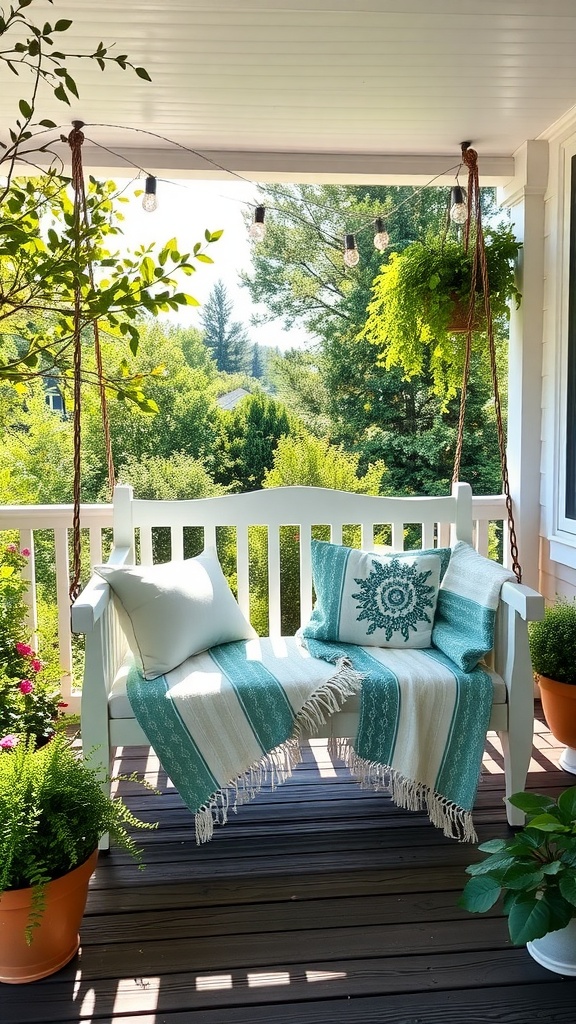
[4,705,576,1023]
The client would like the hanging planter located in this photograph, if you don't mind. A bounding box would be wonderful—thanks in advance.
[360,226,522,400]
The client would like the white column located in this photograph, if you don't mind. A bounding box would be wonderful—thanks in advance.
[500,141,548,590]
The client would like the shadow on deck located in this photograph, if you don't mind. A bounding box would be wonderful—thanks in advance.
[3,705,576,1023]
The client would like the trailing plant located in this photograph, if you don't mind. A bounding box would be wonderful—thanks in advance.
[460,788,576,945]
[528,597,576,685]
[360,225,522,401]
[0,731,156,941]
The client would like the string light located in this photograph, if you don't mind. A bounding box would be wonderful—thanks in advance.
[142,175,158,212]
[449,184,467,224]
[373,217,389,252]
[78,128,477,260]
[249,205,266,241]
[343,233,359,268]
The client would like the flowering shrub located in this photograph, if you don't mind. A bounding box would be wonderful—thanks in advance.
[0,544,63,747]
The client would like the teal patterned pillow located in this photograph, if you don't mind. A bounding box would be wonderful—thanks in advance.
[302,540,442,648]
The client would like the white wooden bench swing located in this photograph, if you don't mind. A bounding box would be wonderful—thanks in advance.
[70,152,544,845]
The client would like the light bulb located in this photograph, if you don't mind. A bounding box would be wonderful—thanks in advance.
[449,185,467,224]
[142,175,158,213]
[373,218,389,252]
[344,233,359,268]
[249,205,266,241]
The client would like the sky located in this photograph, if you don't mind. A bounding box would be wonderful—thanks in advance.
[115,177,312,351]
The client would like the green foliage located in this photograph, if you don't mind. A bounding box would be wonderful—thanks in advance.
[0,541,63,742]
[460,788,576,945]
[264,433,385,493]
[361,227,522,401]
[0,4,221,402]
[215,392,293,491]
[0,732,156,941]
[528,598,576,685]
[200,280,251,373]
[242,183,506,496]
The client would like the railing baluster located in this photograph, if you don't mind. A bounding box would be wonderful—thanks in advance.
[54,526,74,709]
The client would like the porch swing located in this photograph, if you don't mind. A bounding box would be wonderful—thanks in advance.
[68,138,543,850]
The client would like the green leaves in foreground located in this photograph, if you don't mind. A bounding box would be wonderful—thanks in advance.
[460,786,576,944]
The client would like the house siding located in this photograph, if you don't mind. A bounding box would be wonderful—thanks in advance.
[538,112,576,599]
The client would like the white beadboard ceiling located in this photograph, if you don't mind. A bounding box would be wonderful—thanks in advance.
[3,0,576,182]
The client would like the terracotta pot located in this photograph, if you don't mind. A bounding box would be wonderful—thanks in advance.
[0,849,97,984]
[446,292,484,333]
[527,917,576,976]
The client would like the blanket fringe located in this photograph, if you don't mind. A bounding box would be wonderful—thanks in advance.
[329,738,477,843]
[292,662,362,738]
[194,660,361,845]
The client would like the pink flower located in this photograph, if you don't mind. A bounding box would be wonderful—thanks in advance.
[15,642,33,657]
[20,548,30,557]
[30,659,43,673]
[5,543,17,553]
[0,735,19,750]
[19,679,34,695]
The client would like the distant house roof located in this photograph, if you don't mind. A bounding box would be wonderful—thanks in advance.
[217,388,250,411]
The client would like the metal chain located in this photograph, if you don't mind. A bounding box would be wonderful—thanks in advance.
[453,145,522,583]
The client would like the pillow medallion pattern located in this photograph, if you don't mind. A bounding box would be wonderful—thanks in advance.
[302,540,442,648]
[352,555,438,642]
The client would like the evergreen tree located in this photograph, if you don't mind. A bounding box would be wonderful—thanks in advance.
[251,342,264,379]
[200,280,251,373]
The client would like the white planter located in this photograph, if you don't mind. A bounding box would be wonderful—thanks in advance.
[559,746,576,775]
[527,918,576,976]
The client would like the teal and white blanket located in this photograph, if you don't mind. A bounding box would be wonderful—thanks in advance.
[302,640,493,842]
[127,636,360,843]
[126,546,508,844]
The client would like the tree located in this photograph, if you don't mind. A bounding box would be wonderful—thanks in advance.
[251,342,264,379]
[214,392,293,492]
[242,183,504,496]
[0,2,221,403]
[200,280,251,373]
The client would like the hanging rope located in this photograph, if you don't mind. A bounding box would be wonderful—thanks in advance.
[451,144,522,583]
[67,122,116,601]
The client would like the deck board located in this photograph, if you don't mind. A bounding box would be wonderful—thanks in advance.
[3,704,576,1022]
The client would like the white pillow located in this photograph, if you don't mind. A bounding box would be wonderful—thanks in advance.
[95,550,256,679]
[301,540,442,648]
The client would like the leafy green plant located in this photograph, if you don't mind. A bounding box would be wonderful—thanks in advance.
[528,597,576,685]
[360,226,522,400]
[460,788,576,945]
[0,732,156,941]
[0,0,221,402]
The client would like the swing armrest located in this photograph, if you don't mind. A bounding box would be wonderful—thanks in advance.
[71,545,132,634]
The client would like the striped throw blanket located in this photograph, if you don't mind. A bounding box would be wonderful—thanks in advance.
[302,639,493,842]
[126,636,360,842]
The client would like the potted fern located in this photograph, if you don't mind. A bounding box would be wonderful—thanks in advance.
[361,225,522,399]
[460,787,576,975]
[0,732,156,984]
[528,597,576,775]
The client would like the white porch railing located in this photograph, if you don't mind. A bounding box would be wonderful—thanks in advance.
[0,494,509,713]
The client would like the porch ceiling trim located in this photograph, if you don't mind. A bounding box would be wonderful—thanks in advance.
[40,144,516,186]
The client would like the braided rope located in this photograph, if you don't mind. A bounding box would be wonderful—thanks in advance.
[67,124,115,602]
[452,145,522,582]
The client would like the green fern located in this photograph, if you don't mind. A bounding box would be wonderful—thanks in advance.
[0,733,157,942]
